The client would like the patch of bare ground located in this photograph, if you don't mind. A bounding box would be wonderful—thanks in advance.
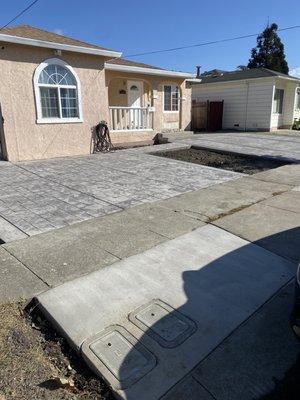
[0,303,113,400]
[153,148,289,174]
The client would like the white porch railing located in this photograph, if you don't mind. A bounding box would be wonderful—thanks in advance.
[109,106,154,131]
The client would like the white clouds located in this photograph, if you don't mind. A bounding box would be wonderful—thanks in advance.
[53,28,64,36]
[290,67,300,78]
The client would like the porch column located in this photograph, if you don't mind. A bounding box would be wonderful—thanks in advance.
[151,81,161,132]
[180,81,192,131]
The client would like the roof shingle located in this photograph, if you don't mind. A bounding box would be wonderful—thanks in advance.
[196,68,300,84]
[107,58,164,70]
[0,25,114,51]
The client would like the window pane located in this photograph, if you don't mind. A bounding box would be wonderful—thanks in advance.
[171,88,179,111]
[40,87,59,118]
[274,89,284,114]
[164,86,171,111]
[38,64,76,85]
[60,88,79,118]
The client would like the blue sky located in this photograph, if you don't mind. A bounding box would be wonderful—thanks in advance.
[1,0,300,75]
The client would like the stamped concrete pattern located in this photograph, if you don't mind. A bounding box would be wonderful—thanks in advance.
[0,150,240,240]
[183,132,300,162]
[2,163,299,294]
[36,225,296,400]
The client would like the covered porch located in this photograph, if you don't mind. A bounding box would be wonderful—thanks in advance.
[105,63,193,146]
[108,77,154,132]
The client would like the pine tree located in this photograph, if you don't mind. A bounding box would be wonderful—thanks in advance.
[248,23,289,74]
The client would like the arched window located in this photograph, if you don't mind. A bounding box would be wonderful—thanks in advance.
[34,58,82,123]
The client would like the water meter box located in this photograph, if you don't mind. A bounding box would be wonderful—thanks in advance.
[129,299,197,348]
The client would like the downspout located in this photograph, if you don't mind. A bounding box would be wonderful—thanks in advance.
[244,81,249,131]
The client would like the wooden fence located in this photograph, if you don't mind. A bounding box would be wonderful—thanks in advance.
[191,100,208,131]
[192,100,224,132]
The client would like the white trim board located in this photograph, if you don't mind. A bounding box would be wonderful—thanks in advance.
[0,33,122,58]
[105,62,196,78]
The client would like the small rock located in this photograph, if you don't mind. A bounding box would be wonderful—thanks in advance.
[55,376,75,389]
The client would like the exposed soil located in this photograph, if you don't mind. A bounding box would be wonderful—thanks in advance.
[154,147,289,174]
[0,303,113,400]
[0,303,299,400]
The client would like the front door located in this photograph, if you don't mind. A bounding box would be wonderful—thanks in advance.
[128,81,143,129]
[0,102,6,160]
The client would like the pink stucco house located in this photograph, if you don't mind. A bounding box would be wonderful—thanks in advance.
[0,25,195,162]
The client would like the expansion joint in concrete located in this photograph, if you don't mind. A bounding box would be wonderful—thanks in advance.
[3,246,50,288]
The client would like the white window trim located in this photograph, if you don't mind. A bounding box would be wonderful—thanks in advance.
[33,58,83,124]
[273,88,284,115]
[296,88,300,110]
[163,85,180,113]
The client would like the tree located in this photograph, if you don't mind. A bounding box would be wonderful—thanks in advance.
[248,23,289,74]
[236,65,248,71]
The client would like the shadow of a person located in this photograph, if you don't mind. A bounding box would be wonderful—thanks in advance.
[113,227,299,400]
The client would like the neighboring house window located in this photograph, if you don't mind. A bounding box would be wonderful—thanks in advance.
[296,88,300,110]
[34,58,82,123]
[164,85,179,111]
[273,88,284,114]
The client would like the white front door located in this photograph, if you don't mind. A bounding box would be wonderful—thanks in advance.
[128,81,143,129]
[128,81,143,108]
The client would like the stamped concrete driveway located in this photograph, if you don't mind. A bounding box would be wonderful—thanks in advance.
[183,131,300,162]
[0,149,240,241]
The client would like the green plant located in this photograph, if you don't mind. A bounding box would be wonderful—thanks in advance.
[292,119,300,130]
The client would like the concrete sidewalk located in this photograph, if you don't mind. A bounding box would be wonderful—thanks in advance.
[36,225,296,400]
[166,281,299,400]
[1,166,297,298]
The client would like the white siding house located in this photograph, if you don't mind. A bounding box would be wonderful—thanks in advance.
[191,68,300,131]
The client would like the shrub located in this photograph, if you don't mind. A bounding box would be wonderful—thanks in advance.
[292,119,300,130]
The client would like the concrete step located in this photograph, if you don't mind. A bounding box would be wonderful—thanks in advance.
[156,131,197,143]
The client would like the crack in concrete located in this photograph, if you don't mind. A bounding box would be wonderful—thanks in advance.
[208,189,290,222]
[3,246,50,288]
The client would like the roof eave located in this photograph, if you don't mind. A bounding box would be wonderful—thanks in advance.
[275,75,300,83]
[105,62,196,78]
[191,76,278,85]
[0,33,122,58]
[186,78,202,83]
